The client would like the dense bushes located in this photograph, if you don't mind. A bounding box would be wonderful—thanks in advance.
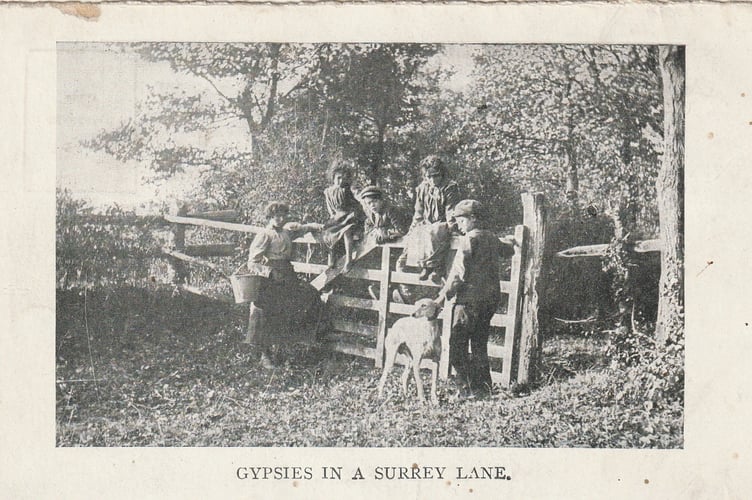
[56,189,166,289]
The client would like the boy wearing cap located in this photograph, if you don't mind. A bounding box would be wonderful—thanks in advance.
[359,185,403,245]
[434,199,514,397]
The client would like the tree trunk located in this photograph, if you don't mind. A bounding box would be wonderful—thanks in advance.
[655,46,685,346]
[564,139,579,209]
[560,52,579,212]
[261,43,281,128]
[370,122,387,185]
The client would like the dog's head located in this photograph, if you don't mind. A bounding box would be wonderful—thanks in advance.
[411,298,441,320]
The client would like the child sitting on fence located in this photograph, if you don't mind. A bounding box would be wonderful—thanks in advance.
[320,162,362,273]
[396,155,460,285]
[359,185,403,245]
[359,185,405,303]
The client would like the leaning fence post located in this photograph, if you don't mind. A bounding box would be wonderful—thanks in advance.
[374,245,392,368]
[169,202,190,285]
[518,192,546,385]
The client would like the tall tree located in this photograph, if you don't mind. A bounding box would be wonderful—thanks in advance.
[456,45,662,233]
[655,46,685,345]
[82,43,439,222]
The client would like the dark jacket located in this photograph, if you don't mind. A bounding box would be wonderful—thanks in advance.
[439,228,504,306]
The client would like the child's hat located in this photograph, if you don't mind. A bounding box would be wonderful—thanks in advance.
[453,199,483,218]
[359,185,383,199]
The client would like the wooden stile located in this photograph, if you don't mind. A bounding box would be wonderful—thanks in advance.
[309,239,380,291]
[163,194,543,390]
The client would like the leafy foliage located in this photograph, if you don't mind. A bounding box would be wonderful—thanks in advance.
[440,45,662,235]
[83,43,441,225]
[56,189,165,289]
[56,288,681,448]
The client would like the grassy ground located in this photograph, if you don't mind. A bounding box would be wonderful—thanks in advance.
[56,287,683,448]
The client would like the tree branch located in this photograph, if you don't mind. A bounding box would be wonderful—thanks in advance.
[197,73,234,105]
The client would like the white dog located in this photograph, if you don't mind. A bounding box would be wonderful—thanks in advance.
[377,298,442,405]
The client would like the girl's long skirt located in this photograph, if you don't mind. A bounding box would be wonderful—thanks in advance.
[405,221,451,269]
[318,211,357,250]
[246,264,324,349]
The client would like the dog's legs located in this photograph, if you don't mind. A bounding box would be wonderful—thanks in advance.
[400,362,411,395]
[412,360,426,405]
[378,343,397,399]
[430,361,439,406]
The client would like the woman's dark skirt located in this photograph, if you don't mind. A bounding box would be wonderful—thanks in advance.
[249,263,324,349]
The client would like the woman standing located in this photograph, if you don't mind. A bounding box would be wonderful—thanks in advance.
[244,202,326,368]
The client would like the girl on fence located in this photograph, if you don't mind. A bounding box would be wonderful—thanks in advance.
[396,155,460,303]
[320,162,362,273]
[244,202,326,369]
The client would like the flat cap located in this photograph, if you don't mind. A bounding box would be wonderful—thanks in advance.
[453,199,483,218]
[359,185,383,199]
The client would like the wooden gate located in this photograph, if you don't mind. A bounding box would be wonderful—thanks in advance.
[164,199,539,388]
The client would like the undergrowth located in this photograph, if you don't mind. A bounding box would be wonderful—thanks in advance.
[56,287,683,448]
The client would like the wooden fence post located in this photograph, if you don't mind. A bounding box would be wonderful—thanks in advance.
[170,203,190,285]
[375,246,392,368]
[518,192,546,385]
[500,224,527,388]
[439,298,454,381]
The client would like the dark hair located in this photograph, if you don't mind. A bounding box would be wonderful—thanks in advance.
[419,155,446,176]
[265,201,290,220]
[328,161,352,183]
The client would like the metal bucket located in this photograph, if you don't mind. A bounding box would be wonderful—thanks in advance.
[230,274,265,304]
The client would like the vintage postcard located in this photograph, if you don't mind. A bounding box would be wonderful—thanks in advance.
[2,2,751,498]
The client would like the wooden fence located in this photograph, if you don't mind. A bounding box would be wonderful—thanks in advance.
[163,194,547,388]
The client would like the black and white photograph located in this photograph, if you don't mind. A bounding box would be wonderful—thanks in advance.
[6,2,752,498]
[56,41,685,448]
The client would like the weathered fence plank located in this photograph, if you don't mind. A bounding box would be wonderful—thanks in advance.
[162,248,228,278]
[74,214,170,226]
[168,204,190,285]
[328,294,379,311]
[375,246,392,369]
[309,239,380,291]
[331,320,378,337]
[439,299,455,380]
[165,214,262,234]
[518,193,546,385]
[184,209,239,222]
[292,262,329,275]
[500,224,527,387]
